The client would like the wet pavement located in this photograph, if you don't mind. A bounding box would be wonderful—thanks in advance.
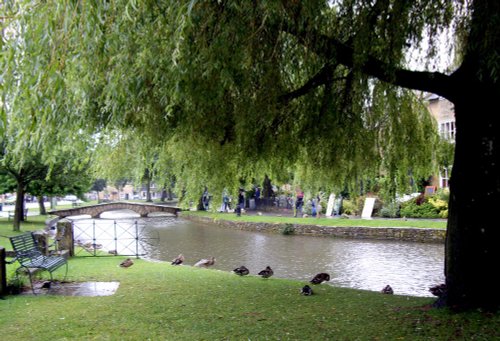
[24,281,120,296]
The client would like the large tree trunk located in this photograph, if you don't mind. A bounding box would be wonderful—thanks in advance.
[445,78,500,311]
[38,195,47,215]
[13,181,25,231]
[145,178,152,202]
[443,0,500,312]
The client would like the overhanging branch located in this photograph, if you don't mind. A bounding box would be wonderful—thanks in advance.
[281,23,456,101]
[279,62,346,104]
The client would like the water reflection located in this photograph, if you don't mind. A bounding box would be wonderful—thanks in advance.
[70,211,444,297]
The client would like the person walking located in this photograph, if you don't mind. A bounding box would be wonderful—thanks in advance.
[222,192,230,212]
[236,188,245,217]
[316,195,322,218]
[254,186,261,209]
[294,188,304,217]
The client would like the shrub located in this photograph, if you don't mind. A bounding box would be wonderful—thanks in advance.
[400,193,448,219]
[400,201,440,218]
[341,199,358,215]
[379,202,400,218]
[281,223,295,235]
[7,277,25,295]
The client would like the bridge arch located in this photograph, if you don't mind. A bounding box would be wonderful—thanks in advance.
[49,202,181,219]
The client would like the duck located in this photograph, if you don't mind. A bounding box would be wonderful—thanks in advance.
[119,258,134,268]
[310,273,331,284]
[171,254,185,265]
[194,256,216,267]
[301,285,313,296]
[381,285,394,294]
[429,283,447,308]
[258,266,274,278]
[429,283,446,297]
[233,266,250,276]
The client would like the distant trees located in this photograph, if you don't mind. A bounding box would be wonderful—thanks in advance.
[0,149,92,230]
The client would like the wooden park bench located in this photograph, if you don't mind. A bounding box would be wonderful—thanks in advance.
[7,232,68,294]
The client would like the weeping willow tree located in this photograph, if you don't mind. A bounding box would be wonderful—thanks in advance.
[2,0,499,311]
[93,129,176,202]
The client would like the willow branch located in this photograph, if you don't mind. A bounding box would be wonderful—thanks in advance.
[281,23,456,101]
[279,62,347,104]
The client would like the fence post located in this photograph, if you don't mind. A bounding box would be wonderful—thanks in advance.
[135,221,139,258]
[57,219,74,257]
[0,247,6,295]
[33,230,49,255]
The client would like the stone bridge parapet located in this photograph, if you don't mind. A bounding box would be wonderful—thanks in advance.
[49,202,181,219]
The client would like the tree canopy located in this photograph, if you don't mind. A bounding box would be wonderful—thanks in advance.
[2,0,499,311]
[1,0,446,201]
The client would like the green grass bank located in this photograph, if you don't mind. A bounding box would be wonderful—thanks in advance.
[182,211,447,229]
[181,211,447,243]
[1,213,499,340]
[1,256,499,340]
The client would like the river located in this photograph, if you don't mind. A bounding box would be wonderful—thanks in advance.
[70,211,444,298]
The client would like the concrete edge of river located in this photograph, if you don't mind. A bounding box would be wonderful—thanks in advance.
[182,214,446,244]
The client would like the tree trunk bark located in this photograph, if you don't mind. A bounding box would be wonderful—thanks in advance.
[38,195,47,215]
[13,181,25,231]
[146,178,152,202]
[445,80,500,311]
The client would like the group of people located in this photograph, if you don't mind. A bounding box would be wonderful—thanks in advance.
[221,187,263,216]
[293,188,322,218]
[205,185,323,218]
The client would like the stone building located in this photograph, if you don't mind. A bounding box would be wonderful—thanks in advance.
[426,94,455,189]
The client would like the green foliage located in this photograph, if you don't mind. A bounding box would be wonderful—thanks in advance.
[0,0,468,205]
[6,276,25,295]
[0,173,16,193]
[281,223,295,235]
[90,179,107,192]
[340,199,358,216]
[400,194,449,219]
[379,202,401,218]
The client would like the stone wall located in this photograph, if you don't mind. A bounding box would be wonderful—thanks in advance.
[185,215,446,243]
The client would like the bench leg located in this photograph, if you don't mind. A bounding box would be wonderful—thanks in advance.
[62,262,68,282]
[16,267,37,295]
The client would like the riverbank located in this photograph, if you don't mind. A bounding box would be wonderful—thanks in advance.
[1,256,499,340]
[1,215,499,339]
[181,211,447,243]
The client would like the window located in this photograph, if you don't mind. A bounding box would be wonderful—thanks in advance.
[440,121,456,141]
[440,167,451,188]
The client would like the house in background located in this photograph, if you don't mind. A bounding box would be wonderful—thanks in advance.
[426,94,455,189]
[93,183,163,201]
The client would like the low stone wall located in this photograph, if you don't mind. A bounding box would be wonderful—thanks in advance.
[184,215,446,244]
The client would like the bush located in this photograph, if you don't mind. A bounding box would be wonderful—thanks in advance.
[341,199,358,215]
[7,277,25,295]
[379,202,400,218]
[400,194,448,219]
[400,201,440,218]
[281,223,295,235]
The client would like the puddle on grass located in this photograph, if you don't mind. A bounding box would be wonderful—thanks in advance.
[23,281,120,296]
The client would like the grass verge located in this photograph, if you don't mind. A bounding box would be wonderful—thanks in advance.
[2,211,498,340]
[0,257,499,340]
[182,211,447,229]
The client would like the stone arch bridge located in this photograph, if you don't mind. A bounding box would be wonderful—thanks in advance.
[49,202,181,219]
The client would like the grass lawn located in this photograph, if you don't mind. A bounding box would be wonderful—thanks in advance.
[2,211,498,340]
[1,256,499,340]
[0,215,48,244]
[182,211,447,229]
